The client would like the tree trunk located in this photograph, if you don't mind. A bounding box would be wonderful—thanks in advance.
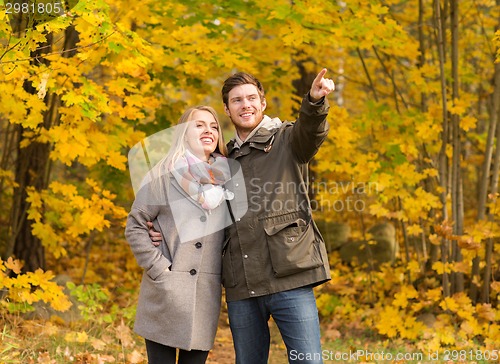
[418,0,441,271]
[9,31,55,268]
[418,0,427,111]
[9,25,79,272]
[449,0,464,294]
[0,122,18,255]
[434,0,451,297]
[10,84,51,272]
[471,49,500,303]
[480,57,500,302]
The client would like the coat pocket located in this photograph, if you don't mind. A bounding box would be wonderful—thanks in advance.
[221,236,237,288]
[264,214,323,278]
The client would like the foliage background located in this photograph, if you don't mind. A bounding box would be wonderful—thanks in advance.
[0,0,499,362]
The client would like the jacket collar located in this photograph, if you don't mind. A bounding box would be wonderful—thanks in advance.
[228,116,282,155]
[228,126,279,156]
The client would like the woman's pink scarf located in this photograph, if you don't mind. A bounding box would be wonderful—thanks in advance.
[171,150,234,210]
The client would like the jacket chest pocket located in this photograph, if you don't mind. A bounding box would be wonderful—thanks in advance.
[263,214,323,278]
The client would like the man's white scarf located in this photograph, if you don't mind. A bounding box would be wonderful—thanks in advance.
[234,115,282,147]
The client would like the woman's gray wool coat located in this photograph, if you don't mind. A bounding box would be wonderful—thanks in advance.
[125,175,232,351]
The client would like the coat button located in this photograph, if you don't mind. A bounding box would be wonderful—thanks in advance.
[200,216,207,222]
[190,269,197,275]
[243,254,248,259]
[250,290,255,295]
[195,242,202,249]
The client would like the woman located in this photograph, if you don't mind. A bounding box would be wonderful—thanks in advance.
[125,106,232,364]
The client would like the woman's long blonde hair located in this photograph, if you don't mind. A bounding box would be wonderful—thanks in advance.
[149,106,226,201]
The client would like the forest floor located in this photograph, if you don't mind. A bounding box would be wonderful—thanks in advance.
[207,308,492,364]
[208,307,289,364]
[2,301,494,363]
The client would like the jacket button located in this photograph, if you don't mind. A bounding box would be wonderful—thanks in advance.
[200,216,207,222]
[190,269,197,275]
[243,254,248,259]
[195,242,202,249]
[250,290,255,295]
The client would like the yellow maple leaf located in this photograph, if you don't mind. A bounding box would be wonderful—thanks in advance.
[5,257,23,274]
[440,296,459,312]
[429,234,441,246]
[448,98,468,115]
[407,260,421,275]
[406,224,423,236]
[399,316,425,340]
[65,331,89,343]
[375,306,402,338]
[280,22,307,47]
[369,203,391,218]
[106,150,127,170]
[393,285,418,308]
[61,90,86,107]
[460,115,477,131]
[50,181,78,197]
[26,187,43,208]
[453,261,470,274]
[50,294,73,312]
[432,261,452,274]
[439,329,456,345]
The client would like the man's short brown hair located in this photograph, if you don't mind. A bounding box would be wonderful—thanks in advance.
[221,72,266,106]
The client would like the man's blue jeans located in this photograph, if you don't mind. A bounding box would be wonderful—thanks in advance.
[227,286,323,364]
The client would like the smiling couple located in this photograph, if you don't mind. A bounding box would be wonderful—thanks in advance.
[125,69,335,364]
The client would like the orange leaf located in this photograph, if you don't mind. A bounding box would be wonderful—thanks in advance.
[476,303,496,321]
[115,320,134,348]
[5,257,23,274]
[127,350,145,364]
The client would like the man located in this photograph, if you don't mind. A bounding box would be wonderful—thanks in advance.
[151,69,334,363]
